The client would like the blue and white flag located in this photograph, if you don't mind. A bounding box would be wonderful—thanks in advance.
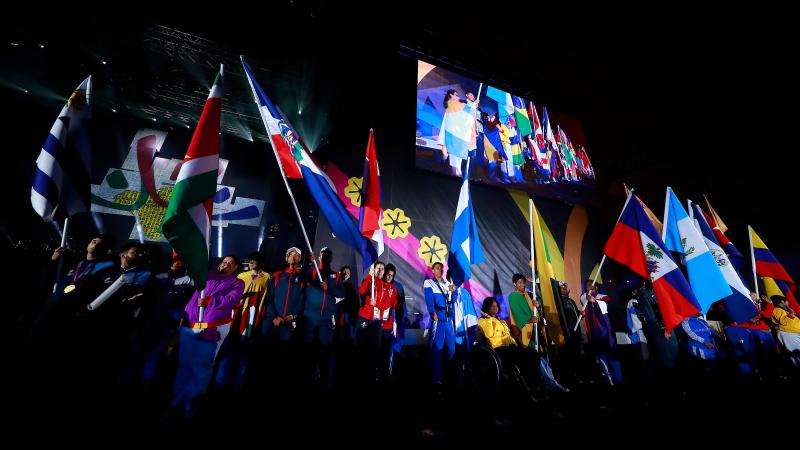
[690,202,758,323]
[662,187,732,312]
[31,76,92,221]
[454,286,477,344]
[447,159,484,287]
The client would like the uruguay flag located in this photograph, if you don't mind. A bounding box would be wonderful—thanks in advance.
[663,187,732,312]
[690,202,758,323]
[447,158,485,287]
[241,56,365,254]
[31,76,92,221]
[604,191,700,333]
[359,130,383,268]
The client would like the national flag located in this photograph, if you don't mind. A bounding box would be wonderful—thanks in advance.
[690,202,758,323]
[161,65,223,289]
[511,95,532,136]
[437,96,478,160]
[359,130,384,268]
[749,226,798,313]
[531,199,565,345]
[700,206,746,279]
[527,101,550,174]
[486,86,514,122]
[749,226,794,283]
[454,286,477,345]
[242,56,366,255]
[704,194,728,233]
[447,159,485,286]
[662,187,732,312]
[31,76,93,221]
[604,191,700,333]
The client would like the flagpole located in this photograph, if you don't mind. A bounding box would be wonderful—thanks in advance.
[260,129,320,283]
[662,187,671,243]
[132,209,145,244]
[573,188,634,333]
[241,56,322,283]
[52,217,69,293]
[748,225,759,298]
[528,198,538,350]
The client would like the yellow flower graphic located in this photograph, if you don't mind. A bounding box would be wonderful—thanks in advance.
[418,235,448,267]
[345,177,362,207]
[382,208,412,239]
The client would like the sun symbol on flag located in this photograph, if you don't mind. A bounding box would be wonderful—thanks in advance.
[418,235,447,267]
[381,208,412,239]
[345,177,362,207]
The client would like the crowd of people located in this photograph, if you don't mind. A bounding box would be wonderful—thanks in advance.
[14,230,800,429]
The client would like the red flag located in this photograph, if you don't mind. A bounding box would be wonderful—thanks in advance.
[358,129,383,267]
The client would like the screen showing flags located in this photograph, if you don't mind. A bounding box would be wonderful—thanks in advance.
[415,60,596,205]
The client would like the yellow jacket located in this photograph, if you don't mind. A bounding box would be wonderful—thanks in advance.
[478,316,517,349]
[772,307,800,334]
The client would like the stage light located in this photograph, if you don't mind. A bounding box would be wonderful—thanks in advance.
[186,124,190,129]
[10,42,19,46]
[298,110,302,115]
[23,89,28,93]
[111,108,116,113]
[102,60,107,65]
[152,117,157,122]
[39,44,45,48]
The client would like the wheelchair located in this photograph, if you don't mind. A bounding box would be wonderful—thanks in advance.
[468,343,537,401]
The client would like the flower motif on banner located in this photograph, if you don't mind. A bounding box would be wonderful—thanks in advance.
[418,235,448,267]
[345,177,362,207]
[382,208,412,239]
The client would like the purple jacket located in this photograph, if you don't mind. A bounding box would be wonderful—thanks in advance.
[184,269,245,325]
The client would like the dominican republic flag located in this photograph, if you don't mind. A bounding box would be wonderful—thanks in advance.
[604,191,700,333]
[241,56,366,255]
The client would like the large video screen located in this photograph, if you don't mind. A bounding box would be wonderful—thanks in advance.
[416,60,596,201]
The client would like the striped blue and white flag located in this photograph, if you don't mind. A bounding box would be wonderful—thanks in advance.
[447,158,484,286]
[31,76,92,221]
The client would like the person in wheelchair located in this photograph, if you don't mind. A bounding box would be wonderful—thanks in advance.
[475,297,568,395]
[474,297,527,392]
